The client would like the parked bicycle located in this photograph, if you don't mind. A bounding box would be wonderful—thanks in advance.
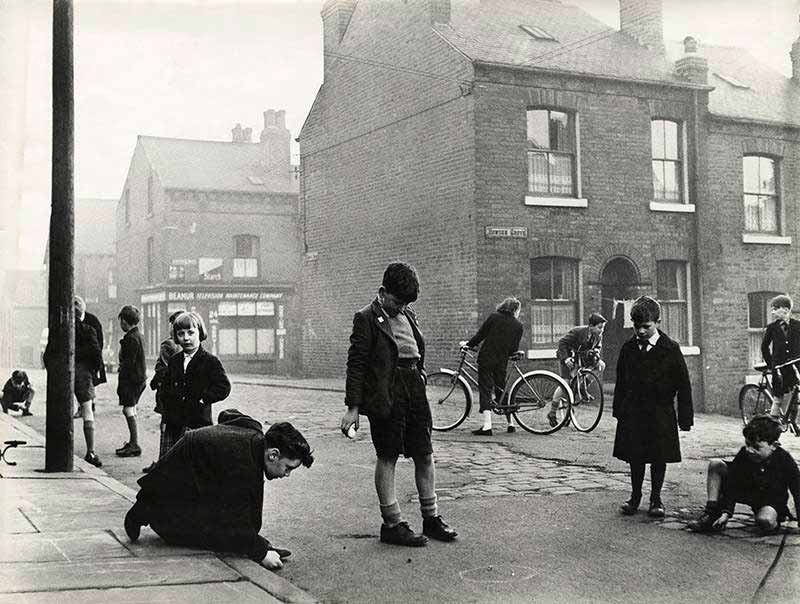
[426,346,573,435]
[565,349,605,433]
[738,357,800,436]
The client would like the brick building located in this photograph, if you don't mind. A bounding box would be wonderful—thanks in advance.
[116,110,302,374]
[299,0,800,413]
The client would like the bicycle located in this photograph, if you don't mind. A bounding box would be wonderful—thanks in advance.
[426,346,573,435]
[565,351,605,433]
[738,356,800,435]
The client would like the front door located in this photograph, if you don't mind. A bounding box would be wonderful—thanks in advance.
[600,257,639,383]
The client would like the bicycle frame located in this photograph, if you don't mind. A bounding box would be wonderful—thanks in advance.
[448,348,531,412]
[773,357,800,431]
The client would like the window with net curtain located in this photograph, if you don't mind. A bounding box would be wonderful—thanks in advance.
[743,156,779,233]
[656,261,688,343]
[233,234,259,278]
[747,291,781,367]
[651,120,681,202]
[526,109,575,196]
[530,257,578,344]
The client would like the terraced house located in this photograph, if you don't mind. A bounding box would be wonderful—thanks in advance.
[299,0,800,413]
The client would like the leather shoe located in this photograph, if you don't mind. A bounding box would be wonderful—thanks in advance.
[472,428,492,436]
[124,506,144,542]
[619,498,640,516]
[648,501,666,518]
[117,443,142,457]
[422,515,457,542]
[380,521,428,547]
[142,462,156,473]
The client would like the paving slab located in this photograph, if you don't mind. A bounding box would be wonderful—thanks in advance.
[0,556,239,594]
[0,530,131,563]
[0,581,281,604]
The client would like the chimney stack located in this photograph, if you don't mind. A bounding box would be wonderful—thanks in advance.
[260,109,291,179]
[675,36,708,85]
[791,15,800,80]
[231,123,253,143]
[430,0,450,24]
[321,0,357,75]
[619,0,665,54]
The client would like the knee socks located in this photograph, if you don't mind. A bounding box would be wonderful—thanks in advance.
[83,420,95,454]
[125,415,138,446]
[380,501,402,527]
[419,495,438,519]
[650,463,666,503]
[629,462,645,502]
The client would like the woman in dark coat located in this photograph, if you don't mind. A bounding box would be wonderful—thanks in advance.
[612,296,693,518]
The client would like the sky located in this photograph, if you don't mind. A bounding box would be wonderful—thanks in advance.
[1,0,799,268]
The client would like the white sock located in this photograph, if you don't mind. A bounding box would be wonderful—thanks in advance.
[506,414,515,427]
[482,410,492,430]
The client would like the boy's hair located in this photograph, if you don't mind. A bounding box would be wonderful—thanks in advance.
[743,415,782,444]
[118,305,141,326]
[770,294,793,311]
[11,370,26,384]
[382,262,419,304]
[168,310,184,324]
[496,297,521,315]
[265,421,314,468]
[171,311,207,341]
[588,312,607,326]
[73,295,86,319]
[630,296,661,323]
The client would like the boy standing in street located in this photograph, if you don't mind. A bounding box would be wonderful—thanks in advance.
[340,262,457,547]
[613,296,693,518]
[760,294,800,419]
[116,305,147,458]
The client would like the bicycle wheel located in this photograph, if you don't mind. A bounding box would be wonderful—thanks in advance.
[510,370,571,435]
[738,384,773,425]
[426,371,471,431]
[570,371,604,433]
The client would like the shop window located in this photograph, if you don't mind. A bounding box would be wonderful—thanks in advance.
[216,298,277,357]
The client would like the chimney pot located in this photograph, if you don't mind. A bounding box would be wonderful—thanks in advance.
[683,36,698,54]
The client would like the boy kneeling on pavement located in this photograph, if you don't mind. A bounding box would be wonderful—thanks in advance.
[124,409,313,570]
[688,415,800,534]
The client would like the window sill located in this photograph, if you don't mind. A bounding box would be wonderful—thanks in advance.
[527,349,557,359]
[680,346,700,356]
[649,201,695,213]
[524,196,588,208]
[742,233,792,245]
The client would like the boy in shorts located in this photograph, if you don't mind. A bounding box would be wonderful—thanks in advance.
[688,415,799,533]
[760,294,800,420]
[340,262,457,547]
[116,305,147,458]
[1,370,35,416]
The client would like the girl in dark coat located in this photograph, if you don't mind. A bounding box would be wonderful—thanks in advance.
[612,296,693,518]
[159,311,231,452]
[463,297,523,435]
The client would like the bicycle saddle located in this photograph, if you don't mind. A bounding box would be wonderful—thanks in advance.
[509,351,525,361]
[753,362,768,372]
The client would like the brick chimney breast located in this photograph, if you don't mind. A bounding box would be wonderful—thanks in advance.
[260,108,291,180]
[619,0,665,54]
[232,123,244,142]
[321,0,357,75]
[675,36,708,85]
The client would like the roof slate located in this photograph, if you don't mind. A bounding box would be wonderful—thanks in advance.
[138,136,296,194]
[434,0,682,84]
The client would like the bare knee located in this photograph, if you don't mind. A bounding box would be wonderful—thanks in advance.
[708,459,727,475]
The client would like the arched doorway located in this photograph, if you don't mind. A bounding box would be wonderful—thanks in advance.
[600,257,639,383]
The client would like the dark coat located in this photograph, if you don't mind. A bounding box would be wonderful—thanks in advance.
[150,337,182,414]
[466,311,523,369]
[83,311,107,385]
[612,331,693,464]
[160,345,231,429]
[761,318,800,395]
[557,325,603,361]
[135,409,271,561]
[44,320,102,372]
[345,298,425,418]
[117,326,147,400]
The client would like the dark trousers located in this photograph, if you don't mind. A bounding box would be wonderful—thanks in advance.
[477,362,505,412]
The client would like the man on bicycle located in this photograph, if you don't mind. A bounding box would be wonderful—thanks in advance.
[761,295,800,419]
[548,312,607,427]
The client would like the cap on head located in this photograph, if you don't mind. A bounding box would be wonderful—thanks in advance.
[588,312,607,326]
[770,294,793,311]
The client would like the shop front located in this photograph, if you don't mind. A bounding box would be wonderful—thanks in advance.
[139,286,293,374]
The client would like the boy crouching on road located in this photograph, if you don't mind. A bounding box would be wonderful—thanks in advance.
[688,416,800,534]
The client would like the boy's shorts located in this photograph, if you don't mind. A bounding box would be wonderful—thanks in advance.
[722,460,791,521]
[368,366,433,459]
[74,364,95,403]
[118,382,146,407]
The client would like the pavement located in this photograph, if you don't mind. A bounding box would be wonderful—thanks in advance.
[2,369,800,603]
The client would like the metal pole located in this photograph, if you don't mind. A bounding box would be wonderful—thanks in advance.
[46,0,75,472]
